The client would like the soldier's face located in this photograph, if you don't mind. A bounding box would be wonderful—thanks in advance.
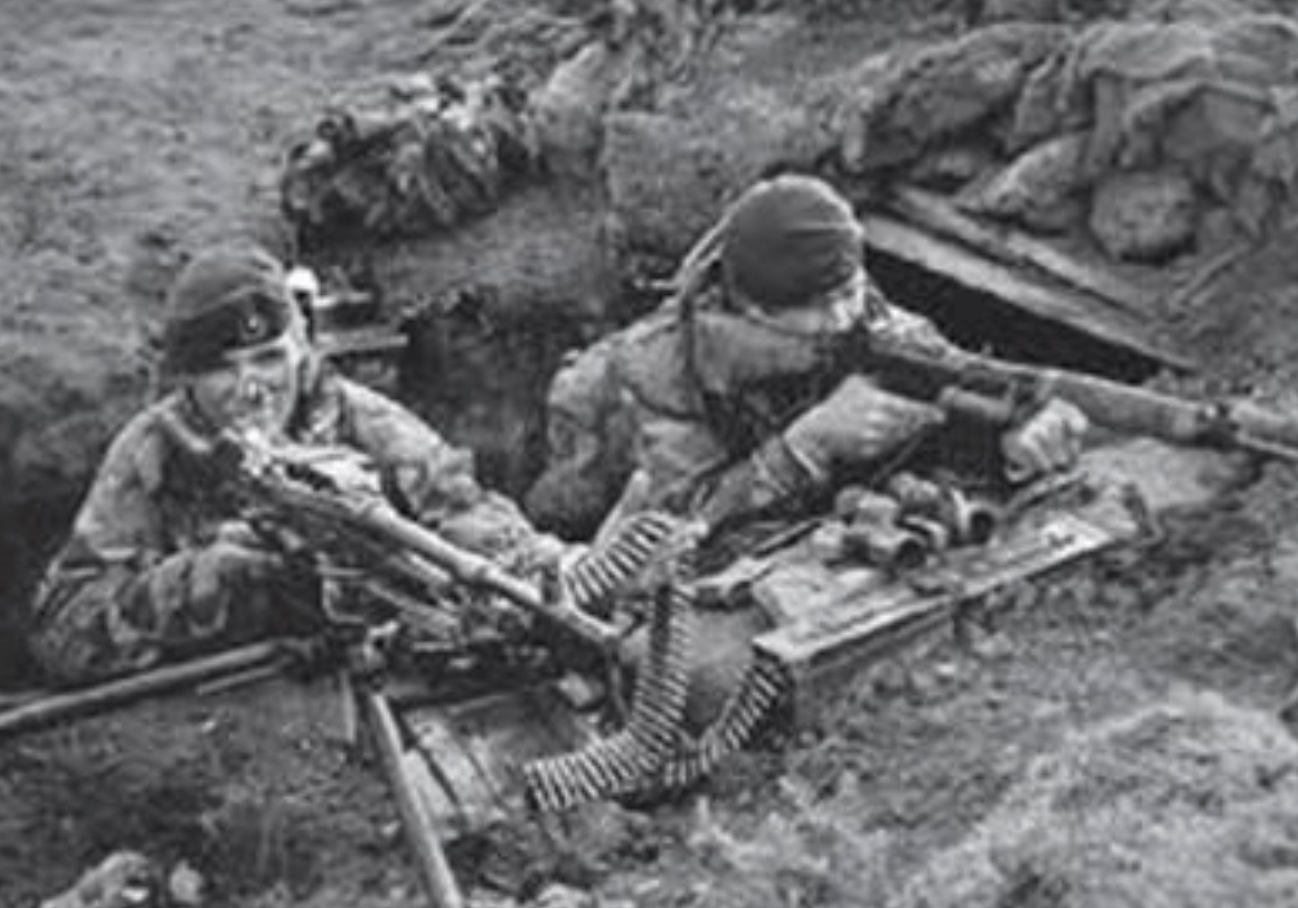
[743,268,868,338]
[188,332,306,439]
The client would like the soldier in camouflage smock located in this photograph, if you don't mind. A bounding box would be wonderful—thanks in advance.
[31,245,572,684]
[530,174,1090,540]
[527,175,1090,723]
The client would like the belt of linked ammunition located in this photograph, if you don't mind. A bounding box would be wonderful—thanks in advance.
[525,508,790,811]
[562,511,683,615]
[524,582,695,812]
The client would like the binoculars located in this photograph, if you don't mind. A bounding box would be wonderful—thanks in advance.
[833,473,1000,572]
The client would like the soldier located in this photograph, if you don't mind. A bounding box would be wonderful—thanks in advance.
[530,173,1088,541]
[30,244,578,684]
[526,174,1091,729]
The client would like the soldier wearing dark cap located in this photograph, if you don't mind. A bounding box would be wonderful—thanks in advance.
[530,174,1088,538]
[31,244,576,684]
[528,174,1089,725]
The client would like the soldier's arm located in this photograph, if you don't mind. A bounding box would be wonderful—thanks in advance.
[624,371,947,534]
[615,384,807,532]
[29,414,280,684]
[339,379,567,573]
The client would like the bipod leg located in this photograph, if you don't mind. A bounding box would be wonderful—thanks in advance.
[361,685,465,908]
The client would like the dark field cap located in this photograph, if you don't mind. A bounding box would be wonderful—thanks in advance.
[160,246,295,375]
[721,174,864,310]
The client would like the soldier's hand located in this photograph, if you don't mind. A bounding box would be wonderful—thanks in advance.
[1000,397,1089,481]
[186,538,291,635]
[191,536,289,596]
[783,375,946,481]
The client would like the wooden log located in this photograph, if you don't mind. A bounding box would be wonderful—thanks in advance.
[860,211,1195,372]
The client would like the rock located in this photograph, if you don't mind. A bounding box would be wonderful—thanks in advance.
[165,862,205,907]
[41,852,161,908]
[1089,168,1199,262]
[957,131,1088,233]
[839,24,1067,173]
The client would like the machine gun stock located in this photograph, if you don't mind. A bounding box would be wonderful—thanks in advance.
[869,334,1298,462]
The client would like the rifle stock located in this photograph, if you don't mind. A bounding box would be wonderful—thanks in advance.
[869,334,1298,461]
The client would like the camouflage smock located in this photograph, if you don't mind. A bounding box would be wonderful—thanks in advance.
[31,368,565,684]
[528,275,966,535]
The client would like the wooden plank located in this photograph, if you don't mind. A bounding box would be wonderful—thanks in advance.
[317,324,409,359]
[860,212,1195,372]
[887,185,1151,320]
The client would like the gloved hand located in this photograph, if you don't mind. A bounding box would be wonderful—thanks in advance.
[185,521,317,637]
[782,374,946,482]
[999,397,1090,481]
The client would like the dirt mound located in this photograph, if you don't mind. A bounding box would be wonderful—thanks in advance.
[897,691,1298,907]
[0,678,403,908]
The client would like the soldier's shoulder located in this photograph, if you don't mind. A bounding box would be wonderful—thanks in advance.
[610,311,688,394]
[323,372,447,456]
[93,395,191,491]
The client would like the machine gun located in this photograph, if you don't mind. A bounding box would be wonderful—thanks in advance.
[0,431,694,907]
[865,332,1298,462]
[218,432,624,652]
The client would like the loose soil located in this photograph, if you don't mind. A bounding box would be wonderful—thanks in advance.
[4,2,1298,907]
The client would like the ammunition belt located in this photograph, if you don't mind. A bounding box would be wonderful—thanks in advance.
[524,602,789,810]
[652,653,788,791]
[523,582,695,812]
[526,509,788,810]
[562,511,684,616]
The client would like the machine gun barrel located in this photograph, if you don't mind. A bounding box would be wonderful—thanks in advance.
[343,495,620,648]
[870,334,1298,461]
[233,444,621,650]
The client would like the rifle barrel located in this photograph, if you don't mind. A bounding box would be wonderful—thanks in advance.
[0,641,291,739]
[874,339,1298,460]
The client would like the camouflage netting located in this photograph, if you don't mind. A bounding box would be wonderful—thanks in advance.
[279,72,541,246]
[895,692,1298,907]
[837,9,1298,262]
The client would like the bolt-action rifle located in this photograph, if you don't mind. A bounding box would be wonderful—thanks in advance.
[866,332,1298,461]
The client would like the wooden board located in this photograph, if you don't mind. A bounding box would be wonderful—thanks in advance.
[753,498,1140,729]
[861,212,1195,373]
